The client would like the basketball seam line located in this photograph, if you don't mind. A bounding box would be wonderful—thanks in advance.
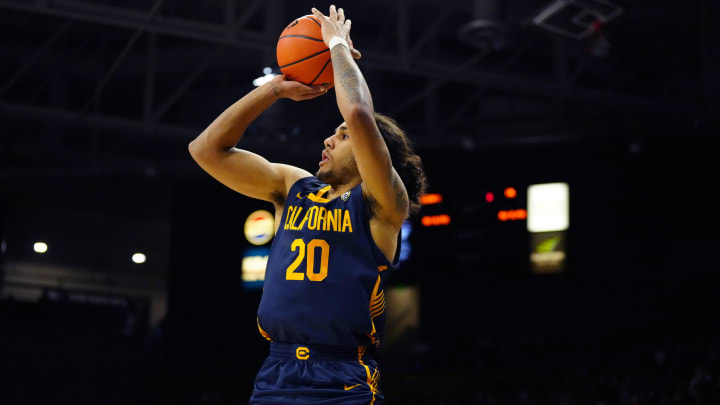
[279,48,330,69]
[279,34,323,42]
[309,58,332,85]
[305,16,321,27]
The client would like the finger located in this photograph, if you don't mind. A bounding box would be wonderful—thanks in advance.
[337,7,345,22]
[300,82,327,92]
[344,19,351,32]
[329,5,337,21]
[296,83,325,94]
[299,91,325,101]
[311,7,325,20]
[351,48,362,59]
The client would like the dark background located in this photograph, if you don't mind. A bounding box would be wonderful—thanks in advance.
[1,0,719,404]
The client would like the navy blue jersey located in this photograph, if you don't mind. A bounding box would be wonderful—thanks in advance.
[257,176,398,347]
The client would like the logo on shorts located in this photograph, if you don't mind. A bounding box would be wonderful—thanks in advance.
[295,346,310,360]
[341,191,351,201]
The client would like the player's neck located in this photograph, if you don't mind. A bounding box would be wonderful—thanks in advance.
[327,177,361,199]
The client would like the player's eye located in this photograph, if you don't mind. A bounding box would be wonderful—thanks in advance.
[342,134,349,140]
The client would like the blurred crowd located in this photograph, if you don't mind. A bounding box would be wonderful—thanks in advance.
[2,295,719,404]
[379,326,720,405]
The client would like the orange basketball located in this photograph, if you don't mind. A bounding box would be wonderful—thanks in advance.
[276,15,334,88]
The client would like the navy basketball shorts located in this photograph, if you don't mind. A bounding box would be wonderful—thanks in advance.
[250,342,383,405]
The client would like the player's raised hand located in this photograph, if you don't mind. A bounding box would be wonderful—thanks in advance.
[311,5,362,59]
[269,75,327,101]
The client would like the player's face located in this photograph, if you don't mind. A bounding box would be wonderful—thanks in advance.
[316,122,358,185]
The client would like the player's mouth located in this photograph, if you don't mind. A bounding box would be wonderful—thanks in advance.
[319,150,330,166]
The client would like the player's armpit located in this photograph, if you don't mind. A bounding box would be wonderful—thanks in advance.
[361,168,409,225]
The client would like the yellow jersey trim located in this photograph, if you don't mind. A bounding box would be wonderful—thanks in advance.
[369,275,385,319]
[307,185,332,203]
[257,317,273,341]
[357,346,377,403]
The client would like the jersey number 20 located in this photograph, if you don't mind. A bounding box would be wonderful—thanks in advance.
[286,238,329,281]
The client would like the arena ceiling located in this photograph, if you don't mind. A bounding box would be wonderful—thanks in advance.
[0,0,717,183]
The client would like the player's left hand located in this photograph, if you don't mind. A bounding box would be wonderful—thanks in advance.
[269,75,327,101]
[311,5,362,59]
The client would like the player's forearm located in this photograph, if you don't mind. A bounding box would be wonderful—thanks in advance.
[190,82,279,153]
[331,44,374,117]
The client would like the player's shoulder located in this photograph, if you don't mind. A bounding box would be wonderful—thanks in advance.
[265,164,312,208]
[274,164,313,191]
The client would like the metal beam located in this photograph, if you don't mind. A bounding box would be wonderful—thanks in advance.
[440,91,486,132]
[0,100,197,140]
[701,0,719,122]
[0,160,191,181]
[406,10,451,60]
[0,19,74,98]
[81,0,167,113]
[389,48,492,116]
[0,0,269,51]
[228,0,265,39]
[152,44,227,122]
[0,101,313,152]
[0,0,693,116]
[397,0,409,67]
[144,33,156,123]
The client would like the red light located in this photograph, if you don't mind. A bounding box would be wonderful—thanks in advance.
[504,187,517,199]
[421,214,451,227]
[420,193,443,205]
[497,209,527,222]
[485,192,494,203]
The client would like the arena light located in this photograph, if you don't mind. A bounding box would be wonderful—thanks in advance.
[497,209,527,222]
[33,242,48,253]
[420,193,443,205]
[504,187,517,199]
[242,255,268,281]
[527,182,569,232]
[244,210,275,246]
[242,247,270,289]
[421,214,451,227]
[253,67,278,87]
[485,192,494,203]
[132,253,146,264]
[400,220,412,262]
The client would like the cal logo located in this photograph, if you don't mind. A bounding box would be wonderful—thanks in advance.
[341,191,351,201]
[296,346,310,360]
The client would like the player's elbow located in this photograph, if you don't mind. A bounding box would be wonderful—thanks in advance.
[188,133,216,164]
[188,131,227,162]
[345,105,374,128]
[188,137,202,161]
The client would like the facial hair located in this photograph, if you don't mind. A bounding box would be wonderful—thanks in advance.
[316,156,358,186]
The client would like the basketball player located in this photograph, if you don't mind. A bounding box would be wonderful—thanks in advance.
[189,5,426,404]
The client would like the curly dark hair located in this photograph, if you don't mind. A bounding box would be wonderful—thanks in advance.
[373,112,428,216]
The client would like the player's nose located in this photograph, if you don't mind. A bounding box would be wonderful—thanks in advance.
[324,136,334,149]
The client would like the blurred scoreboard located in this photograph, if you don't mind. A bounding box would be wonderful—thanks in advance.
[411,183,569,276]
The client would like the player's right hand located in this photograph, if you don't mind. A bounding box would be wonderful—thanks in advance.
[311,6,361,60]
[270,75,327,101]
